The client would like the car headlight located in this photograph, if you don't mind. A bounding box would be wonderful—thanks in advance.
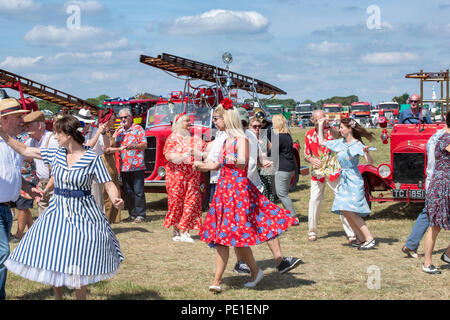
[157,166,166,178]
[377,164,392,179]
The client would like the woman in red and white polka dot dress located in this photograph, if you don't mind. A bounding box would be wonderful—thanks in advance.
[163,113,207,243]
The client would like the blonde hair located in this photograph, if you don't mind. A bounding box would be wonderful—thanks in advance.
[172,114,190,135]
[249,116,261,125]
[216,104,246,139]
[272,114,290,134]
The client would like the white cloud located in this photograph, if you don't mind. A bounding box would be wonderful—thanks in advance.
[91,71,120,81]
[64,0,103,12]
[276,73,297,81]
[160,9,270,36]
[305,41,352,56]
[0,0,41,11]
[361,52,419,65]
[0,56,43,68]
[24,25,129,50]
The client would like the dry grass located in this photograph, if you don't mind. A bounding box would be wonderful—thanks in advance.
[5,128,450,300]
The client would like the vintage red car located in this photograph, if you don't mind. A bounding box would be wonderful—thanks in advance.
[360,117,445,206]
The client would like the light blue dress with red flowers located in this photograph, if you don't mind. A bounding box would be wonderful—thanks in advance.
[199,138,298,247]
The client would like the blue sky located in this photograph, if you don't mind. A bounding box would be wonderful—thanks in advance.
[1,0,450,105]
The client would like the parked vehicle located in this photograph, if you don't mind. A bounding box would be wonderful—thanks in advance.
[322,103,349,121]
[350,101,371,125]
[360,116,445,206]
[138,53,307,206]
[376,101,400,125]
[294,103,317,126]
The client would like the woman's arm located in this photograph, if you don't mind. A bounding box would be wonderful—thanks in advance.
[362,146,374,165]
[85,123,106,148]
[235,137,249,170]
[317,119,327,147]
[0,132,42,159]
[104,181,124,209]
[193,160,221,172]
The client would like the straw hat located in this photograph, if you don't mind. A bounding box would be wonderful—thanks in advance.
[0,98,29,118]
[75,108,95,123]
[24,111,45,123]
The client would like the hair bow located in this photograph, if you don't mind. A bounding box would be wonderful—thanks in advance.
[221,98,233,110]
[175,112,186,123]
[349,119,357,128]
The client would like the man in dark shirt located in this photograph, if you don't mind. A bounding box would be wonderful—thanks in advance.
[398,94,432,124]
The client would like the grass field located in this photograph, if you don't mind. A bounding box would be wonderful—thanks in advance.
[5,127,450,300]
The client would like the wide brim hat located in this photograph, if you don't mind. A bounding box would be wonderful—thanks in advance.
[24,111,45,123]
[0,98,30,117]
[75,108,96,123]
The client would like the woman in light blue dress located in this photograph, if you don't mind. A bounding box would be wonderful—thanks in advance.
[318,117,377,250]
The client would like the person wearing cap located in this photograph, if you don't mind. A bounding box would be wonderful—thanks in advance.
[23,111,59,216]
[75,108,107,211]
[0,98,43,300]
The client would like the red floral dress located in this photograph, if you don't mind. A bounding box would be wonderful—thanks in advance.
[200,138,299,247]
[163,133,207,232]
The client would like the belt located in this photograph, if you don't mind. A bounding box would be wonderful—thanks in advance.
[0,201,13,207]
[54,188,91,198]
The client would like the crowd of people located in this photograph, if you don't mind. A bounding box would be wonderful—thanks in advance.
[0,93,448,299]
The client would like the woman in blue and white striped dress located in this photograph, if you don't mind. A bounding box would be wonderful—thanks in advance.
[0,115,124,300]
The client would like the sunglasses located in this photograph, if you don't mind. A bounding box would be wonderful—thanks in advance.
[410,100,419,103]
[119,116,130,119]
[252,125,262,129]
[212,116,223,121]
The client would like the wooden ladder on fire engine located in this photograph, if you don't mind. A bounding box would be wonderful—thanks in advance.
[140,53,287,96]
[0,68,98,114]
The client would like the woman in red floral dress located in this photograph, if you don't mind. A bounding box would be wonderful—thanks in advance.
[163,113,207,243]
[194,99,298,292]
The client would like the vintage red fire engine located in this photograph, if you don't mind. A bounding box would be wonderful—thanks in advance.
[360,115,445,206]
[137,53,305,204]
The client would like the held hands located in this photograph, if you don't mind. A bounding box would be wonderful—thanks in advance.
[310,157,322,169]
[30,187,45,203]
[262,159,273,169]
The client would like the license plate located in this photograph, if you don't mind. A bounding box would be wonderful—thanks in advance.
[393,189,425,199]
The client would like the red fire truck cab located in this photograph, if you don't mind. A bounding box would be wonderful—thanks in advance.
[360,118,445,205]
[350,101,371,124]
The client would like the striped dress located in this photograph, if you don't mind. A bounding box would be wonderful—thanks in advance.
[5,146,124,289]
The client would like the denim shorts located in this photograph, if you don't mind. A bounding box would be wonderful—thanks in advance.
[14,196,33,210]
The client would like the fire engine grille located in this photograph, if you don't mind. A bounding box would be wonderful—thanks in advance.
[145,136,157,174]
[393,153,425,184]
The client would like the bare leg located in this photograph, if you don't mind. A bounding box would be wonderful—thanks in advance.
[266,238,283,266]
[15,209,33,239]
[75,286,87,300]
[53,286,64,300]
[423,226,441,267]
[343,211,373,244]
[342,211,365,241]
[213,245,229,286]
[235,247,259,281]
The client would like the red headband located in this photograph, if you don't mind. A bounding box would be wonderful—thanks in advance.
[175,112,186,123]
[221,98,233,110]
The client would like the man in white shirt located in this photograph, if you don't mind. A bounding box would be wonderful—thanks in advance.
[0,98,42,300]
[24,111,59,214]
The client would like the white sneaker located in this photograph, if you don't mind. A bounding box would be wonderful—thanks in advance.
[179,232,194,243]
[244,268,264,288]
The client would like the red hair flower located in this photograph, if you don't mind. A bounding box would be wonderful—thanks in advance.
[221,98,233,110]
[175,112,186,123]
